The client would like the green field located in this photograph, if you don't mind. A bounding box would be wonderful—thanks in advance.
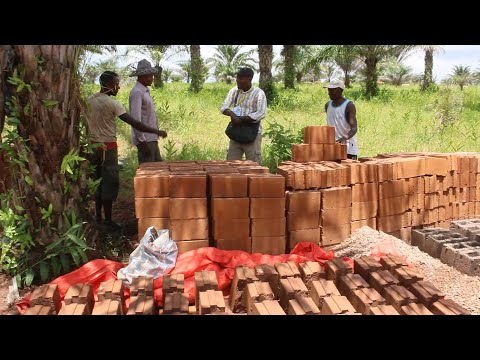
[81,82,480,197]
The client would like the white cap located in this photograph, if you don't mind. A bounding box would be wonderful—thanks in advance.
[324,79,345,90]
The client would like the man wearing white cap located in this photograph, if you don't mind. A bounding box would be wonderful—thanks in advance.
[129,59,167,164]
[324,79,358,159]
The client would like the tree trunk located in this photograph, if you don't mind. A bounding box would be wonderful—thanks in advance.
[283,45,296,89]
[258,45,275,103]
[365,56,379,98]
[344,71,351,88]
[153,65,163,88]
[2,45,88,244]
[460,84,464,91]
[422,49,433,91]
[296,72,302,83]
[189,45,203,93]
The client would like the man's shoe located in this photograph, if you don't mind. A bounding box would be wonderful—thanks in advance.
[102,220,123,231]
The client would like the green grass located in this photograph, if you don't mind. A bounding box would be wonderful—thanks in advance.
[81,82,480,174]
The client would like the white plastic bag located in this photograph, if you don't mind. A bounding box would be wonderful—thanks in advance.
[117,227,178,286]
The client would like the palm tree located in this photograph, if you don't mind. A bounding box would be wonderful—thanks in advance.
[125,45,172,88]
[321,62,340,82]
[282,45,296,89]
[445,65,474,91]
[354,45,413,97]
[190,45,203,93]
[258,45,276,102]
[208,45,256,84]
[414,45,445,91]
[317,45,362,88]
[381,58,414,86]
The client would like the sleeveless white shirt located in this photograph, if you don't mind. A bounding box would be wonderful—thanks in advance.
[326,99,358,156]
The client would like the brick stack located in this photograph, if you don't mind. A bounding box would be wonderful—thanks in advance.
[63,283,95,314]
[97,279,125,314]
[249,174,286,254]
[321,187,352,246]
[162,274,190,315]
[27,284,61,315]
[292,126,347,162]
[127,275,156,315]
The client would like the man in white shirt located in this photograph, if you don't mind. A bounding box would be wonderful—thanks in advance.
[129,59,167,164]
[324,79,358,159]
[220,68,267,165]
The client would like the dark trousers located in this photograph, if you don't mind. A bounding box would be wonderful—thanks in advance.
[137,141,162,164]
[347,154,358,160]
[89,147,119,202]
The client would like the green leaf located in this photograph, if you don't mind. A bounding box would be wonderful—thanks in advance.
[48,203,53,214]
[17,83,24,92]
[50,257,61,277]
[45,238,63,252]
[25,176,33,186]
[39,261,49,282]
[78,248,88,264]
[60,253,71,273]
[25,268,34,286]
[70,248,81,267]
[15,274,22,288]
[43,100,59,107]
[67,233,87,248]
[15,205,25,212]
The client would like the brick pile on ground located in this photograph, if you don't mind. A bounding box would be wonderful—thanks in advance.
[333,226,480,314]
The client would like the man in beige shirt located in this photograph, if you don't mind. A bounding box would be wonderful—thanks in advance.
[85,71,167,231]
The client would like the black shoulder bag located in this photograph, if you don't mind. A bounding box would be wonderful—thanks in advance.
[225,90,260,144]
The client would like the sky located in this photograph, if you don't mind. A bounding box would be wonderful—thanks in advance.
[90,45,480,82]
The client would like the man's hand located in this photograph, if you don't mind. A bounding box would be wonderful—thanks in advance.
[230,114,241,125]
[139,141,152,157]
[157,130,168,138]
[336,136,347,144]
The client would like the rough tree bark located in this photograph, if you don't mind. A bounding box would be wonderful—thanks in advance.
[153,65,163,88]
[364,56,379,98]
[283,45,296,89]
[258,45,275,103]
[422,49,433,91]
[2,45,88,244]
[189,45,203,93]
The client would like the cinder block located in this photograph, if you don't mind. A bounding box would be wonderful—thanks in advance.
[439,240,470,267]
[424,232,465,258]
[455,248,480,276]
[411,228,448,250]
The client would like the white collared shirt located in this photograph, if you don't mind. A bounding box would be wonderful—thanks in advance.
[220,86,267,133]
[129,81,159,146]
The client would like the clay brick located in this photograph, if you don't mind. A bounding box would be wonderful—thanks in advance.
[351,287,386,314]
[245,282,275,314]
[377,214,408,233]
[380,254,409,271]
[229,266,258,313]
[279,277,309,310]
[92,299,121,315]
[369,304,400,315]
[392,266,424,286]
[134,175,170,198]
[215,238,251,252]
[169,175,206,198]
[400,303,433,315]
[321,224,351,246]
[251,218,286,237]
[137,218,170,240]
[176,239,209,253]
[127,295,156,315]
[289,229,321,250]
[292,144,311,162]
[29,284,61,314]
[309,144,325,162]
[255,264,281,296]
[169,198,207,219]
[195,270,218,310]
[382,284,418,311]
[430,298,470,315]
[299,261,326,289]
[408,280,445,307]
[58,303,90,315]
[351,201,377,221]
[211,198,249,219]
[322,295,356,315]
[209,174,248,198]
[253,300,286,315]
[275,261,301,279]
[288,294,321,315]
[369,270,400,293]
[24,304,54,315]
[310,279,340,309]
[400,227,412,243]
[321,187,351,209]
[250,198,285,219]
[378,195,408,216]
[351,218,377,232]
[424,157,449,177]
[286,191,321,214]
[213,218,250,239]
[287,212,319,231]
[251,236,286,255]
[248,174,285,198]
[163,292,189,314]
[352,182,378,203]
[199,290,226,315]
[98,279,125,313]
[354,256,384,281]
[337,273,370,301]
[171,218,209,240]
[64,283,94,313]
[130,276,154,297]
[323,144,336,161]
[135,198,169,218]
[163,274,185,303]
[304,126,336,144]
[378,180,408,200]
[394,157,426,179]
[321,207,351,227]
[424,193,438,209]
[325,257,352,282]
[335,143,348,160]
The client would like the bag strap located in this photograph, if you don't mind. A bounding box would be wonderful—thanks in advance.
[233,89,240,107]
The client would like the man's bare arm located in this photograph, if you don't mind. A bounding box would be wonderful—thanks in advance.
[118,113,167,138]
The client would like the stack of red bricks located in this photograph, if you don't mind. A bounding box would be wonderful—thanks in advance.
[135,160,270,253]
[292,126,347,162]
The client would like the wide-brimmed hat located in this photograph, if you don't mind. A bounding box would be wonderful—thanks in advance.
[129,59,159,77]
[324,79,345,90]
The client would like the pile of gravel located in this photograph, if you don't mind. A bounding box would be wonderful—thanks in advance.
[333,226,480,315]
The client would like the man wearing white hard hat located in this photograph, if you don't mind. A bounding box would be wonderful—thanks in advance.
[324,79,358,159]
